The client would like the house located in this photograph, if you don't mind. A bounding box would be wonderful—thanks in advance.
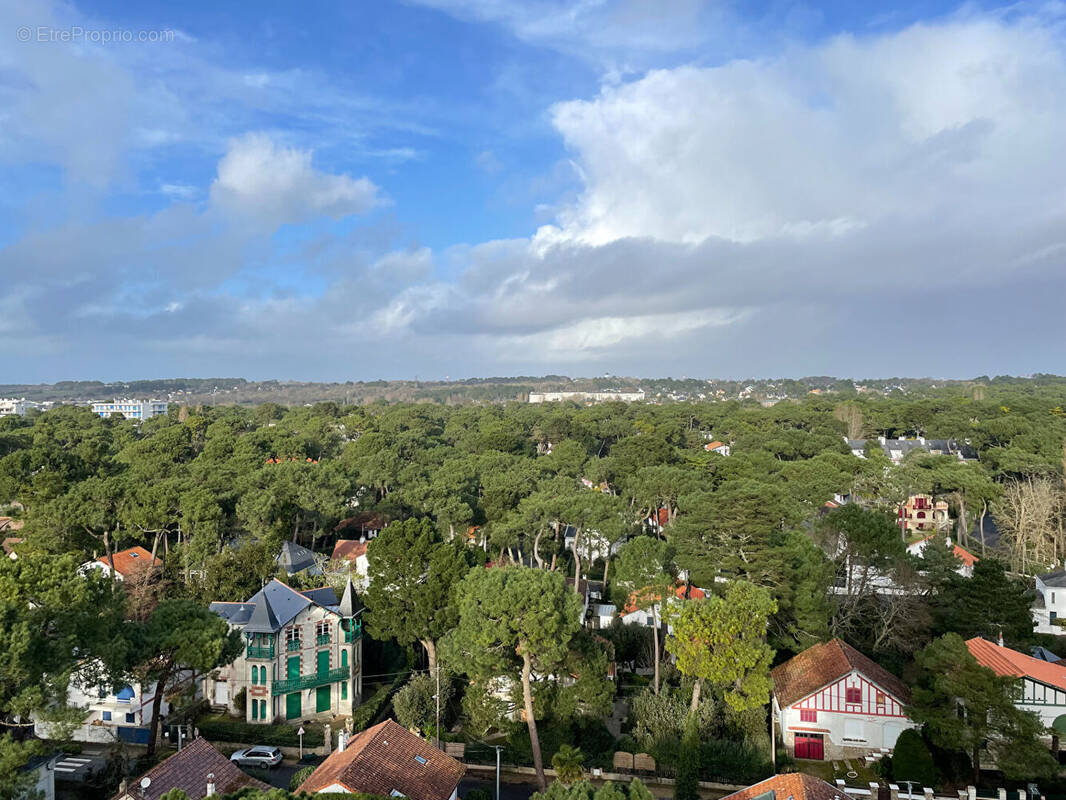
[1033,570,1066,635]
[906,535,979,577]
[91,399,168,420]
[845,436,977,464]
[0,516,23,533]
[2,537,22,560]
[34,666,165,744]
[19,752,59,800]
[966,636,1066,739]
[79,546,162,582]
[588,603,617,629]
[563,526,623,562]
[205,577,363,724]
[772,638,916,760]
[900,495,951,535]
[277,540,324,577]
[620,585,707,633]
[297,718,465,798]
[331,539,370,588]
[334,512,388,540]
[703,441,731,456]
[114,736,268,800]
[721,772,856,800]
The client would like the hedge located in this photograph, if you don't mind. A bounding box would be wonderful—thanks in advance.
[197,716,325,748]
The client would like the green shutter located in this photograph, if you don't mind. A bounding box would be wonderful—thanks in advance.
[316,685,331,712]
[341,681,348,700]
[286,692,301,720]
[316,650,329,676]
[287,656,300,679]
[341,649,348,668]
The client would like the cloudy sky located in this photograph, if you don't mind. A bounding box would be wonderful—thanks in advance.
[2,0,1065,382]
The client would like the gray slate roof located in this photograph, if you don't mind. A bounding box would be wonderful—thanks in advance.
[210,578,342,634]
[338,576,364,617]
[1040,570,1066,588]
[278,540,323,576]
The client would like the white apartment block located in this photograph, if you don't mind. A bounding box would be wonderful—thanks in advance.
[91,399,169,420]
[0,398,26,416]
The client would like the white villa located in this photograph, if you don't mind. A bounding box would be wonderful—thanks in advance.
[772,639,916,761]
[1033,570,1066,635]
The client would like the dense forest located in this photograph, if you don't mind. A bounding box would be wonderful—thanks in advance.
[4,377,1066,793]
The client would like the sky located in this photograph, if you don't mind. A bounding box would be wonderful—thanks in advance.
[1,0,1065,383]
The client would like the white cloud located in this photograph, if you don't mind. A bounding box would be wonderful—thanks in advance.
[209,133,381,227]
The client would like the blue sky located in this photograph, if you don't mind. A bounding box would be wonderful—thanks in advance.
[2,0,1065,382]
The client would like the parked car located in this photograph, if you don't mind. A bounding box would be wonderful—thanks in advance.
[229,746,283,768]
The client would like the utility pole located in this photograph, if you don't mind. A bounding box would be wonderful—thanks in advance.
[434,662,441,750]
[493,745,503,800]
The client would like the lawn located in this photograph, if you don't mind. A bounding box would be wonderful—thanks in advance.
[796,758,880,786]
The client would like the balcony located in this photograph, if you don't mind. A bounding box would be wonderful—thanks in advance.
[286,639,301,652]
[343,621,363,643]
[316,633,331,646]
[246,644,275,659]
[271,666,350,695]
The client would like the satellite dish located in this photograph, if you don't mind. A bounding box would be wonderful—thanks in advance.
[140,777,152,788]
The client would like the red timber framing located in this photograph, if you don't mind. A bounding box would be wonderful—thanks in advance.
[793,672,906,717]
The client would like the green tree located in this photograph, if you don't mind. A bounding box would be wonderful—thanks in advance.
[551,744,585,786]
[612,537,674,694]
[674,716,700,800]
[908,633,1057,782]
[131,598,242,757]
[445,566,583,790]
[666,582,776,714]
[364,518,473,671]
[889,729,937,788]
[393,673,454,736]
[0,736,43,800]
[929,558,1037,646]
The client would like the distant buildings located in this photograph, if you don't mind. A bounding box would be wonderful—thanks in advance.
[0,398,26,416]
[79,546,162,582]
[90,399,168,420]
[528,390,645,404]
[845,436,977,465]
[900,494,952,536]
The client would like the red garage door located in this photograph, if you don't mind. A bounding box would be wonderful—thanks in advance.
[795,734,824,760]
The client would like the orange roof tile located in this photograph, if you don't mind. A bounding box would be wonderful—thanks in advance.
[952,544,978,567]
[97,546,162,578]
[771,639,910,708]
[298,719,465,799]
[705,441,726,450]
[2,537,23,556]
[332,539,369,562]
[721,772,856,800]
[966,637,1066,692]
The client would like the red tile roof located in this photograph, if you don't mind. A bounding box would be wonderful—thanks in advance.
[624,583,706,614]
[98,546,162,578]
[721,772,856,800]
[966,637,1066,692]
[771,639,910,708]
[113,737,267,800]
[705,441,726,450]
[298,719,465,799]
[0,517,24,532]
[2,537,22,556]
[332,539,369,562]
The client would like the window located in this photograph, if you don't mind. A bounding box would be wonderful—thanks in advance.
[341,681,348,701]
[845,686,862,704]
[341,650,348,668]
[799,708,816,723]
[125,713,135,723]
[251,665,258,684]
[876,691,886,710]
[1053,592,1057,604]
[102,711,112,721]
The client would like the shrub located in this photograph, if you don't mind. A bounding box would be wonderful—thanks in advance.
[891,729,938,788]
[290,765,315,791]
[674,718,700,800]
[394,673,454,735]
[465,790,493,800]
[197,716,324,747]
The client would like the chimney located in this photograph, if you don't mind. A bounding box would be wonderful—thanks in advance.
[946,536,952,547]
[998,631,1004,647]
[206,773,216,797]
[338,731,347,752]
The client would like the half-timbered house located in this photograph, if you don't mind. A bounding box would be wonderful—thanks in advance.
[966,636,1066,742]
[771,638,916,760]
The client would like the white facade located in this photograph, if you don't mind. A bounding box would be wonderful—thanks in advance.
[1033,574,1066,635]
[776,671,916,760]
[34,669,164,743]
[91,399,169,420]
[0,398,26,416]
[528,390,645,403]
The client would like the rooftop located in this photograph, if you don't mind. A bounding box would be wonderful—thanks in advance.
[771,638,910,708]
[113,737,267,800]
[966,636,1066,693]
[721,772,856,800]
[297,719,465,799]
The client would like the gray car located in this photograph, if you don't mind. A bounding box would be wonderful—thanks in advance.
[230,746,283,768]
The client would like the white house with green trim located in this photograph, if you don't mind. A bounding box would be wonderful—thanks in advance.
[205,577,364,724]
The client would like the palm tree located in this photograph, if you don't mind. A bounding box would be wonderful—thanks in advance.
[551,744,585,786]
